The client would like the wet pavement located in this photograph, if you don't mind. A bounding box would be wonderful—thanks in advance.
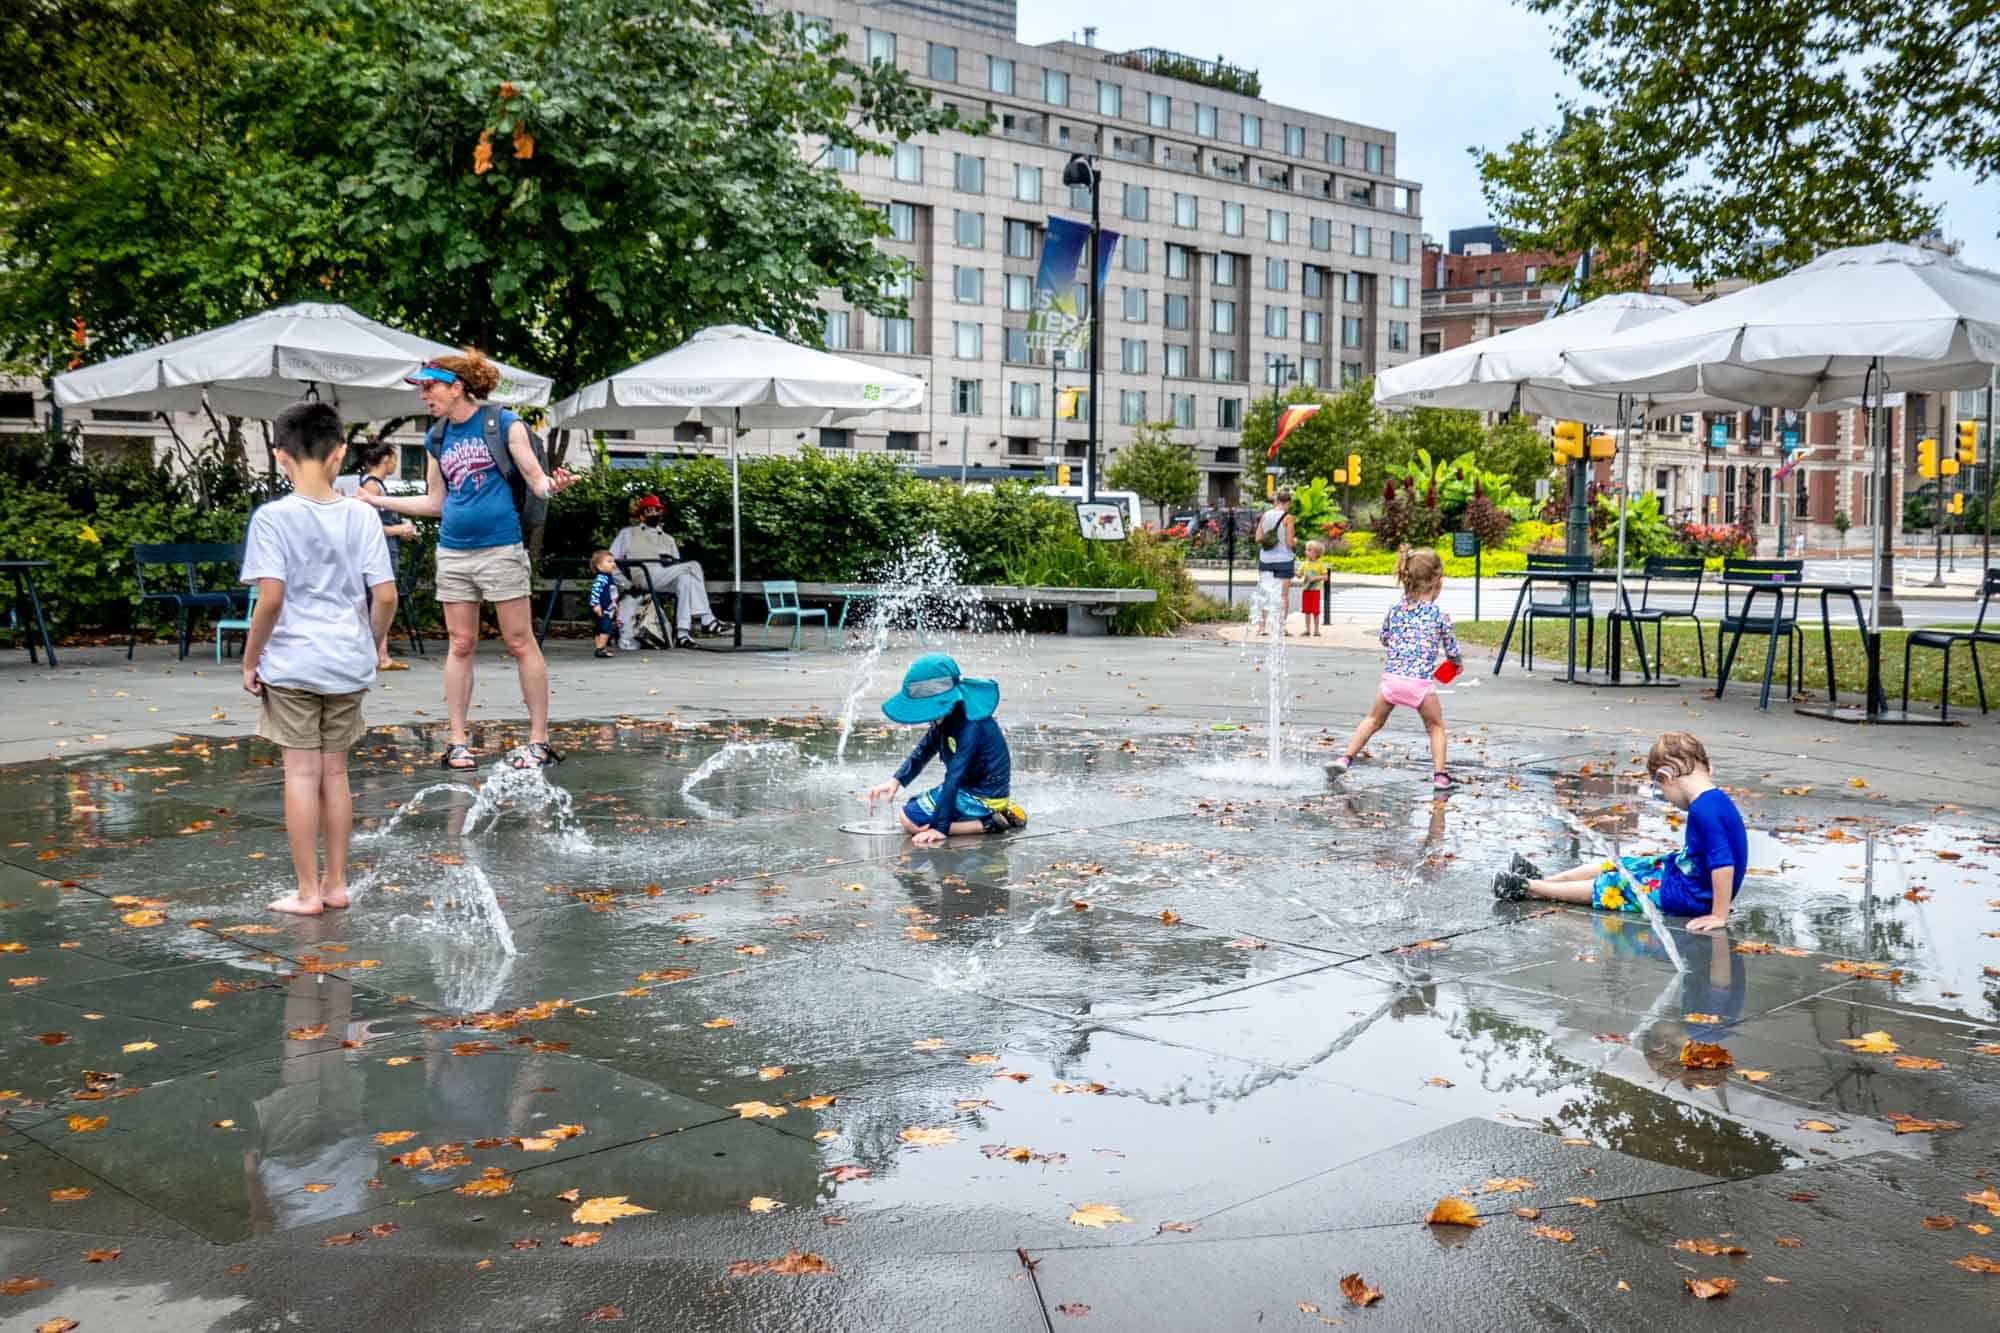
[1,712,1997,1330]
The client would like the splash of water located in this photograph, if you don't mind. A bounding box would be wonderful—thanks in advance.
[398,861,518,957]
[680,741,805,795]
[463,760,589,851]
[359,781,477,841]
[1243,579,1289,771]
[1537,798,1686,973]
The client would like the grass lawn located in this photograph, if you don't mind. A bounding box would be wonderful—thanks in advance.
[1452,619,1999,711]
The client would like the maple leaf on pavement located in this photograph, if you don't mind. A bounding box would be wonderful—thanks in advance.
[1339,1273,1383,1307]
[1067,1203,1132,1229]
[1424,1197,1482,1228]
[571,1196,655,1226]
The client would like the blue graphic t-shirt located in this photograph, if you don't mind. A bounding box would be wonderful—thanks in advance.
[1659,787,1749,915]
[428,407,522,550]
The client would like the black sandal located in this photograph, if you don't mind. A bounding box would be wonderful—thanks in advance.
[514,741,563,769]
[440,743,478,771]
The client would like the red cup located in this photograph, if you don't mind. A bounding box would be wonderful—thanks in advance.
[1433,659,1460,684]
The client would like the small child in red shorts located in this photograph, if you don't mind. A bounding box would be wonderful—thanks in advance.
[1297,540,1326,637]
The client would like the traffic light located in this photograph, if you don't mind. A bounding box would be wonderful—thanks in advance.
[1587,431,1617,460]
[1057,463,1071,486]
[1347,453,1360,486]
[1958,420,1979,467]
[1951,492,1965,516]
[1916,437,1938,479]
[1552,421,1585,465]
[1264,472,1275,500]
[1332,468,1347,483]
[1941,456,1960,478]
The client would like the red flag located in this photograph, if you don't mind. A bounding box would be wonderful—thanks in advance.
[1267,404,1322,459]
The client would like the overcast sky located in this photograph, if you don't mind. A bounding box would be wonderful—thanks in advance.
[1017,0,2000,271]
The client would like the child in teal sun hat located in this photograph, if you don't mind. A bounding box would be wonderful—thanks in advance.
[865,653,1026,846]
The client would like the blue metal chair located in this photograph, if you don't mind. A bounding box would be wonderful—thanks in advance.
[1902,568,1999,721]
[1614,555,1708,676]
[215,584,259,662]
[129,542,248,660]
[1715,557,1804,709]
[762,580,828,649]
[1520,553,1595,671]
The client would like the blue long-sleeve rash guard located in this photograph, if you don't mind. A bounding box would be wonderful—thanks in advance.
[892,705,1012,834]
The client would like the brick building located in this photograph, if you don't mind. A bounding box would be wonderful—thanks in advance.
[1418,228,1573,355]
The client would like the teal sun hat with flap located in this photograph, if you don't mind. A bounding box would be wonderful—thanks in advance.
[881,653,999,724]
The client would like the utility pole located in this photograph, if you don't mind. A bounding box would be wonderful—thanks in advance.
[1063,153,1104,504]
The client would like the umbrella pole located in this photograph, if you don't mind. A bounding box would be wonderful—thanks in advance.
[1613,393,1631,660]
[732,408,743,649]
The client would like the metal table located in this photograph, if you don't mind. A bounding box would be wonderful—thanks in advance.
[1491,570,1655,685]
[0,560,56,668]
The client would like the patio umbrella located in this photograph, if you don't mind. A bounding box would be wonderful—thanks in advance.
[548,325,927,649]
[53,302,552,418]
[1559,243,2000,678]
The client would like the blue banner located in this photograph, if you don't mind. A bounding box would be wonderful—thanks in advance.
[1026,216,1119,356]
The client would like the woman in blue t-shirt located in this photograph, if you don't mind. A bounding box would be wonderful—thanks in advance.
[361,349,576,770]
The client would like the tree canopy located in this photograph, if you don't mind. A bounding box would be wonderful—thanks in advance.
[1476,0,1998,293]
[0,0,971,398]
[1105,423,1200,523]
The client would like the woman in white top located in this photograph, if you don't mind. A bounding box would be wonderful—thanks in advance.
[1253,488,1297,635]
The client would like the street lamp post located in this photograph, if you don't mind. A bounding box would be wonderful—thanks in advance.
[1063,153,1101,503]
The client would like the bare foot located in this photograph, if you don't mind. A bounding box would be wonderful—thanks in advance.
[320,887,351,909]
[268,893,323,916]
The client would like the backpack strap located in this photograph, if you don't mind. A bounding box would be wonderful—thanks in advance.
[477,406,519,481]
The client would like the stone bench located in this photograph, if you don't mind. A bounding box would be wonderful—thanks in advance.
[708,580,1158,637]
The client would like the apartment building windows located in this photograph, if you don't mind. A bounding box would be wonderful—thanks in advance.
[1004,327,1030,362]
[892,144,922,183]
[1171,392,1195,428]
[1005,273,1032,311]
[1388,320,1408,352]
[1165,344,1189,377]
[1240,113,1261,147]
[825,140,857,172]
[1069,182,1090,210]
[953,321,982,358]
[1390,231,1410,264]
[1302,265,1324,298]
[1148,92,1170,128]
[1352,224,1371,257]
[952,265,981,303]
[1166,243,1191,279]
[1266,257,1288,291]
[1122,182,1148,220]
[1119,390,1146,426]
[987,55,1013,94]
[1264,305,1288,338]
[885,201,916,240]
[1013,163,1041,204]
[1174,192,1198,228]
[1123,236,1149,273]
[927,42,956,82]
[1213,252,1237,284]
[954,153,983,193]
[1301,309,1322,344]
[864,28,895,65]
[1309,216,1331,251]
[1211,347,1238,381]
[1098,81,1121,116]
[1340,315,1363,348]
[820,310,850,350]
[1284,124,1305,156]
[1165,293,1189,330]
[1300,356,1321,386]
[952,378,981,414]
[1211,299,1236,334]
[954,210,983,248]
[1222,202,1243,236]
[818,427,850,448]
[1341,361,1362,385]
[1196,103,1217,137]
[881,318,913,354]
[1123,286,1147,322]
[887,430,918,451]
[1043,68,1068,106]
[1267,208,1289,244]
[1390,276,1409,307]
[1009,381,1040,417]
[1218,397,1243,428]
[1326,132,1345,165]
[1342,270,1362,302]
[1120,338,1147,374]
[1365,141,1384,173]
[1005,219,1037,258]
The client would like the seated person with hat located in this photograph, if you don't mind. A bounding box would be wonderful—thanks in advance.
[608,494,730,648]
[865,654,1027,847]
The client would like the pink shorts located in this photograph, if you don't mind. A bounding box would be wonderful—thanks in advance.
[1378,673,1436,709]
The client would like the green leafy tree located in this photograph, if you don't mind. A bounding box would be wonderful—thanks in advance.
[1105,422,1200,524]
[1377,407,1485,472]
[1476,0,1990,294]
[1482,416,1557,503]
[1245,380,1381,487]
[0,0,971,426]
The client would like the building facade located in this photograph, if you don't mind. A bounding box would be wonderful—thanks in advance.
[1418,234,1569,355]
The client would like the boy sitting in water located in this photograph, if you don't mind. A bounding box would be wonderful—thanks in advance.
[1491,730,1746,933]
[864,654,1027,847]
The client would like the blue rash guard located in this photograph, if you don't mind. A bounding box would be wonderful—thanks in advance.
[1660,787,1749,916]
[894,705,1012,835]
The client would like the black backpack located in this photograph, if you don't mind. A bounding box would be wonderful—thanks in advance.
[426,406,549,544]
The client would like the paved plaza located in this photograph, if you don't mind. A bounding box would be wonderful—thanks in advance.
[1,629,1997,1330]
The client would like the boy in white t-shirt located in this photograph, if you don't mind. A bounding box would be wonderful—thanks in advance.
[240,402,397,916]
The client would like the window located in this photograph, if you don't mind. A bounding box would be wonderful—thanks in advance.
[1009,382,1040,418]
[1000,220,1034,260]
[1341,316,1362,347]
[1391,185,1411,212]
[1352,224,1371,257]
[1166,243,1191,278]
[1326,132,1345,165]
[1524,264,1539,284]
[1221,201,1244,237]
[1174,192,1198,228]
[953,266,981,303]
[1166,344,1189,377]
[1005,273,1032,311]
[887,430,918,452]
[1390,231,1410,264]
[1119,390,1146,426]
[885,201,916,240]
[1069,182,1091,211]
[1309,217,1331,251]
[1004,327,1030,362]
[1196,103,1217,137]
[864,28,895,65]
[953,321,982,358]
[1043,68,1068,106]
[1212,347,1238,381]
[881,269,913,302]
[881,318,913,354]
[1474,269,1488,287]
[1121,338,1147,373]
[954,210,983,248]
[1284,124,1305,157]
[1123,286,1147,322]
[1165,293,1189,330]
[1211,299,1236,333]
[1122,182,1148,220]
[1302,309,1322,344]
[1300,356,1321,387]
[1122,235,1148,272]
[825,140,857,172]
[1342,270,1362,302]
[1390,276,1409,307]
[1213,251,1237,284]
[822,310,850,349]
[1341,361,1362,385]
[1013,163,1041,204]
[1264,305,1288,338]
[988,55,1013,94]
[954,153,983,193]
[1148,92,1170,128]
[1266,209,1289,244]
[1388,320,1408,352]
[1240,113,1261,147]
[1365,141,1384,173]
[819,427,851,449]
[928,42,956,81]
[1266,257,1288,291]
[893,144,922,183]
[1097,81,1121,116]
[952,378,981,415]
[1302,265,1324,298]
[1218,397,1243,428]
[1171,392,1195,428]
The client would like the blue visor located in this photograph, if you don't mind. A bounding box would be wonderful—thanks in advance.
[404,365,459,386]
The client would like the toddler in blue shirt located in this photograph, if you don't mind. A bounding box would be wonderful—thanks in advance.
[864,654,1027,846]
[588,550,620,658]
[1493,731,1748,933]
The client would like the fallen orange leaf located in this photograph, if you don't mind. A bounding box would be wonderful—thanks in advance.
[898,1126,956,1147]
[1885,1112,1963,1134]
[702,1018,735,1029]
[0,1277,53,1295]
[1799,1119,1839,1133]
[454,1173,513,1197]
[726,1250,832,1277]
[757,1066,786,1081]
[65,1115,106,1134]
[1966,1188,2000,1216]
[571,1196,655,1226]
[373,1130,417,1146]
[1952,1254,2000,1273]
[286,1024,328,1041]
[47,1188,90,1202]
[747,1197,784,1213]
[1890,1055,1944,1071]
[559,1231,601,1247]
[1338,1272,1383,1307]
[81,1249,119,1263]
[730,1101,786,1119]
[1067,1203,1132,1229]
[1922,1216,1957,1230]
[1685,1276,1736,1299]
[1424,1197,1482,1228]
[1679,1040,1733,1070]
[1837,1030,1898,1054]
[1531,1224,1575,1243]
[1675,1238,1747,1256]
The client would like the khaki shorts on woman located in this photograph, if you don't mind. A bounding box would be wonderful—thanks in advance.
[434,543,531,603]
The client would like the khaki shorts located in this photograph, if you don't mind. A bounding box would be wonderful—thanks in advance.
[258,685,367,752]
[435,543,531,604]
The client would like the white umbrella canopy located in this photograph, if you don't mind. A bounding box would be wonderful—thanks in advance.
[549,324,925,430]
[1560,243,2000,405]
[1375,291,1695,421]
[53,302,552,418]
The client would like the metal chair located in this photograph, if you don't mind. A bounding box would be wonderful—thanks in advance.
[762,580,828,649]
[1715,557,1804,708]
[1520,553,1595,671]
[1614,555,1708,676]
[215,584,258,661]
[1902,568,2000,721]
[129,542,248,660]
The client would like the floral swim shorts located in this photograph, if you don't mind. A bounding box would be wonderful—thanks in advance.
[1590,854,1667,914]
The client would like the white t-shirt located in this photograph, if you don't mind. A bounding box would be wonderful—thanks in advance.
[240,494,394,695]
